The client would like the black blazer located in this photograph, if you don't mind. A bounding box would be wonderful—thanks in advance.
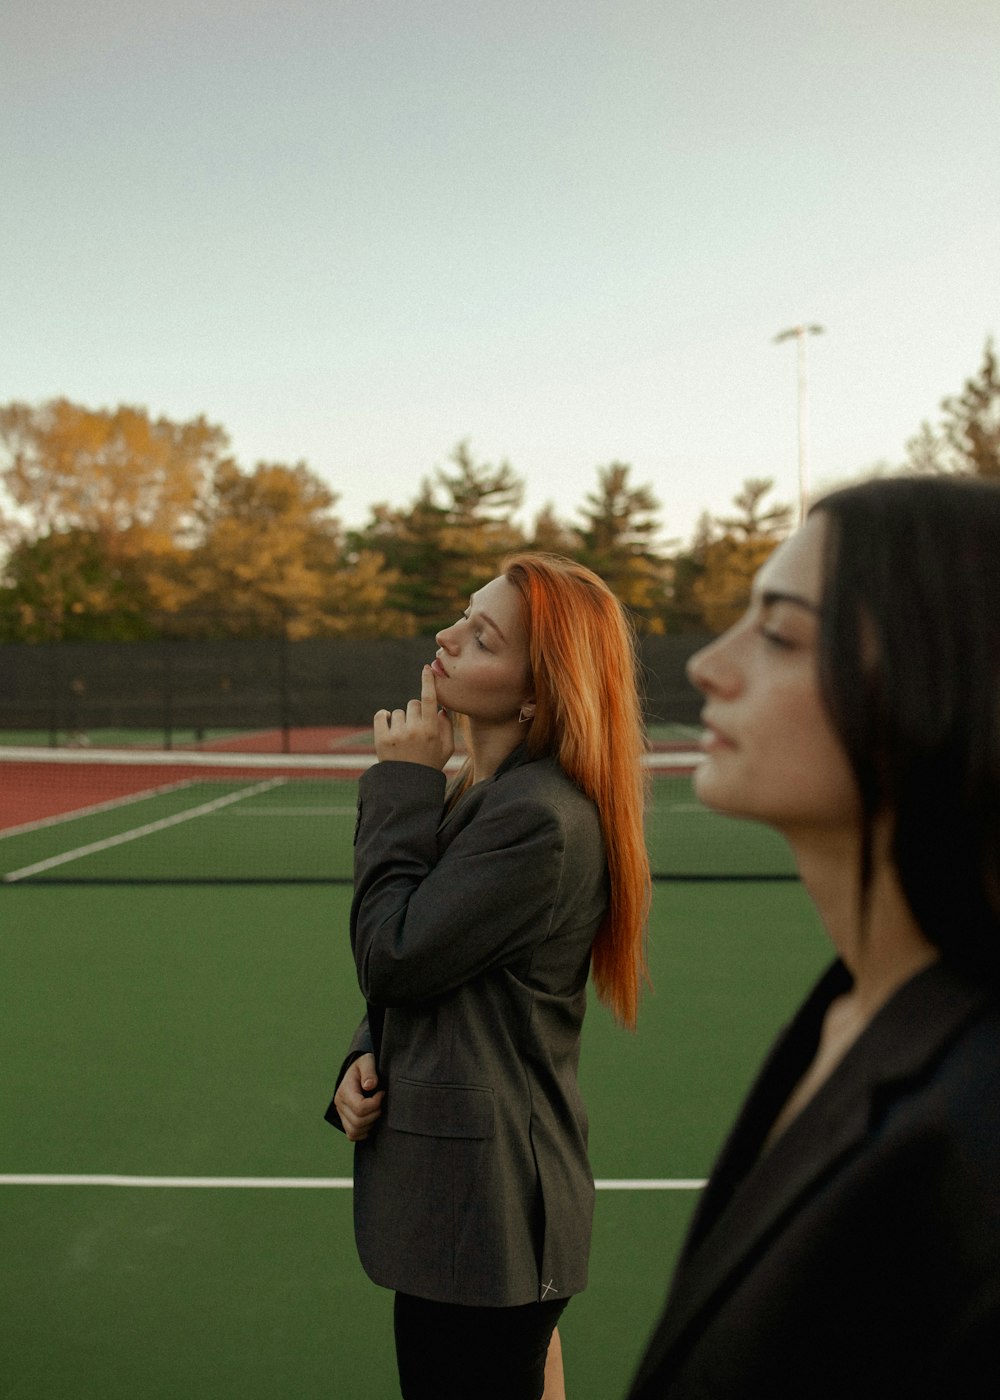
[628,960,1000,1398]
[328,747,609,1307]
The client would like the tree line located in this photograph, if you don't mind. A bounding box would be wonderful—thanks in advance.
[0,340,996,644]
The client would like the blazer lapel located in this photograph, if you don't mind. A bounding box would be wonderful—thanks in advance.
[644,960,991,1375]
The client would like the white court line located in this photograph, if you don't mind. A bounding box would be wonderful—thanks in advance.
[595,1179,706,1190]
[1,778,284,883]
[1,746,701,771]
[0,1174,705,1190]
[0,1175,356,1189]
[0,745,374,769]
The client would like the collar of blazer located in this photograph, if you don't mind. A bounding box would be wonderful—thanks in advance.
[494,740,534,778]
[649,957,995,1371]
[439,741,539,833]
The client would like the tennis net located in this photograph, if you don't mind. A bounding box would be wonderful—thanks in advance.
[0,745,797,885]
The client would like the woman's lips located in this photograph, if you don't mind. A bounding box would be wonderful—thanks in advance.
[430,658,449,679]
[699,716,736,752]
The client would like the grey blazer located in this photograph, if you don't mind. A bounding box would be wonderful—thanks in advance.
[328,746,609,1307]
[627,959,1000,1398]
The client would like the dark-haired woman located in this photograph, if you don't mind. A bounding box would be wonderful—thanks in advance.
[327,555,650,1400]
[628,475,1000,1399]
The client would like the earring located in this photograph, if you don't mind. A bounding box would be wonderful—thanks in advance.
[518,706,534,724]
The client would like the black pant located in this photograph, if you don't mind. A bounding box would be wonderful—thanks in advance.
[393,1291,569,1400]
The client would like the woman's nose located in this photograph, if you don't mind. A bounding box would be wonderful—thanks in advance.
[686,645,711,695]
[436,623,458,652]
[687,633,740,698]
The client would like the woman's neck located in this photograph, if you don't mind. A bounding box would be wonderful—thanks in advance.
[466,719,527,785]
[792,830,939,1020]
[761,829,939,1154]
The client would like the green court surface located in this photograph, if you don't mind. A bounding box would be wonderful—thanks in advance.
[1,880,830,1398]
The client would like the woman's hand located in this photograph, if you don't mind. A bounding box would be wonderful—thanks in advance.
[374,665,454,770]
[334,1053,385,1142]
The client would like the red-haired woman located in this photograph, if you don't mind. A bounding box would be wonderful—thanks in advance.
[327,554,650,1400]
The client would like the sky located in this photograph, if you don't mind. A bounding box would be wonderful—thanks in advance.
[3,0,999,547]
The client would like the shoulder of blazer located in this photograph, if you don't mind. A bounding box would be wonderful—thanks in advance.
[647,960,999,1373]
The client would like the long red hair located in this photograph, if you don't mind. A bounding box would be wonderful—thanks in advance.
[504,553,651,1029]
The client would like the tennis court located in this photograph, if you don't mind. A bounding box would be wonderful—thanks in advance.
[0,743,829,1397]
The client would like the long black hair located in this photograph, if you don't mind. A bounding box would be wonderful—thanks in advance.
[811,475,1000,984]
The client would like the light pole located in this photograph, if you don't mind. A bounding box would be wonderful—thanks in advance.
[774,323,824,525]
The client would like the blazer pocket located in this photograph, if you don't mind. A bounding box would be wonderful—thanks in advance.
[387,1078,495,1140]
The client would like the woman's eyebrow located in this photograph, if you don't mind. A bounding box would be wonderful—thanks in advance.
[759,588,820,615]
[468,597,507,642]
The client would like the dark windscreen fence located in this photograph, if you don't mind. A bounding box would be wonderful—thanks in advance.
[0,636,442,740]
[0,633,713,744]
[0,748,797,887]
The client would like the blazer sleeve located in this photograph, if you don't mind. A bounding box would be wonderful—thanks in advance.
[351,760,570,1007]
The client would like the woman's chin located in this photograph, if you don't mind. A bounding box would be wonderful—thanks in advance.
[692,764,732,811]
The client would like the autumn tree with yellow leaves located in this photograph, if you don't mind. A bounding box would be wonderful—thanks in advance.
[172,459,395,640]
[0,400,393,641]
[0,399,226,639]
